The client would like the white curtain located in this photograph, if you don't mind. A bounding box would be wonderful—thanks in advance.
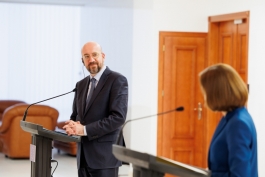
[0,3,82,121]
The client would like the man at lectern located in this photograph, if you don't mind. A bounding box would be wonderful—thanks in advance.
[63,41,128,177]
[199,63,258,177]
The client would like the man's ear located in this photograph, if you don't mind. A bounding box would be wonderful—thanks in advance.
[101,53,105,59]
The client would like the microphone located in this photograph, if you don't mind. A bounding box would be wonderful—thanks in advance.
[116,106,184,144]
[22,88,77,121]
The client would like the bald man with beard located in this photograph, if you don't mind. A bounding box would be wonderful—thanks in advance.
[63,41,128,177]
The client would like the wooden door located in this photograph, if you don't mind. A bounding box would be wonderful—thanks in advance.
[208,11,249,82]
[157,32,208,171]
[206,11,249,152]
[216,17,248,82]
[157,12,249,175]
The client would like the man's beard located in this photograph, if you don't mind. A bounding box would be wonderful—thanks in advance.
[87,62,102,74]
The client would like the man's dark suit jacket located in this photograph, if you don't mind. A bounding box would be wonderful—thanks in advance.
[70,66,128,169]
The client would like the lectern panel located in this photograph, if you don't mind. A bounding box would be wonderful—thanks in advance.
[20,121,80,142]
[112,144,210,177]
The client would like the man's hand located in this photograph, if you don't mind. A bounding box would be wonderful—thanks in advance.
[63,120,85,136]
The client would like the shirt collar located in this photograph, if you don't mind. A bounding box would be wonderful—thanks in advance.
[90,65,106,81]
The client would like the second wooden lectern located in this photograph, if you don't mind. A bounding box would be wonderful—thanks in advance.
[112,144,211,177]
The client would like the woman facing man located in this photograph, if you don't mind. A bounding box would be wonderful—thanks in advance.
[199,63,258,177]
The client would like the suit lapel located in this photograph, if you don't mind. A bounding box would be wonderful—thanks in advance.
[84,67,111,114]
[211,116,227,144]
[211,110,238,143]
[80,77,90,116]
[208,116,227,167]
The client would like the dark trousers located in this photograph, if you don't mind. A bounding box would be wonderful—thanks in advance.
[78,144,119,177]
[78,167,119,177]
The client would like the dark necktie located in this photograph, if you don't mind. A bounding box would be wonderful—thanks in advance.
[86,78,96,108]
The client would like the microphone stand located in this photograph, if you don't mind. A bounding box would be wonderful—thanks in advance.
[116,107,184,144]
[22,88,76,121]
[20,88,77,177]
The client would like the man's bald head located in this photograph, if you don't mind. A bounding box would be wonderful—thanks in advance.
[81,41,105,76]
[81,41,102,54]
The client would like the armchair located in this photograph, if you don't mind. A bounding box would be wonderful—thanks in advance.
[0,103,59,158]
[0,100,26,121]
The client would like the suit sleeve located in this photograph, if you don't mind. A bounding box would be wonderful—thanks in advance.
[227,119,253,177]
[70,84,78,121]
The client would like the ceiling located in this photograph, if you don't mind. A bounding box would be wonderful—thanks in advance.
[0,0,88,6]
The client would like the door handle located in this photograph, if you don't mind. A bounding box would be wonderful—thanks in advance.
[194,102,202,120]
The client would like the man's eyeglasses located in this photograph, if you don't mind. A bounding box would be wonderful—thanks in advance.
[83,52,101,60]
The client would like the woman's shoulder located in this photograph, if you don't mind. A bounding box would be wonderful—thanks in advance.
[228,107,255,129]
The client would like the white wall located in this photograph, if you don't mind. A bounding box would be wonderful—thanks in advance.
[0,3,81,121]
[246,4,265,177]
[79,0,265,176]
[80,1,134,147]
[1,0,264,176]
[133,0,265,176]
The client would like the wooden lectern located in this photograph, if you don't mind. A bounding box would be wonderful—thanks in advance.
[20,120,80,177]
[112,144,211,177]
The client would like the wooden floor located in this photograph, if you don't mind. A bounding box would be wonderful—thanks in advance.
[0,148,130,177]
